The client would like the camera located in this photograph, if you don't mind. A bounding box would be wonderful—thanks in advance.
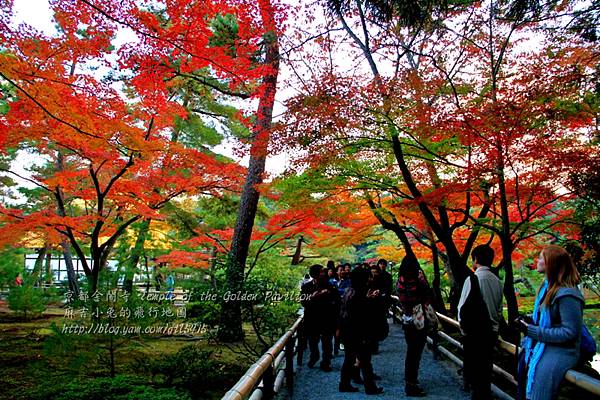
[516,314,533,325]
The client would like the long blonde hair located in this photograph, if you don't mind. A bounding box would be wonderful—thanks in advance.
[542,245,580,306]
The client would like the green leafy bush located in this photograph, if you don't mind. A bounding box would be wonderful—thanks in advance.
[0,247,24,287]
[146,345,243,399]
[148,345,224,396]
[186,301,221,327]
[26,375,191,400]
[7,283,46,319]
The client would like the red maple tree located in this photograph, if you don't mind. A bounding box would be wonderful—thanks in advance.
[0,0,273,292]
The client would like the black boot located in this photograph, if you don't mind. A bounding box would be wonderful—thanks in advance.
[319,362,333,372]
[365,386,384,395]
[339,383,359,393]
[405,382,426,397]
[352,366,364,384]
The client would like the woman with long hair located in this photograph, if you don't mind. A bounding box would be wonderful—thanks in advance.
[396,254,433,397]
[517,245,584,400]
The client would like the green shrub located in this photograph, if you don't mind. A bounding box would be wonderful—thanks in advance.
[41,286,64,304]
[149,345,222,394]
[186,301,221,327]
[27,375,191,400]
[0,247,24,287]
[144,344,247,398]
[118,387,190,400]
[7,283,46,319]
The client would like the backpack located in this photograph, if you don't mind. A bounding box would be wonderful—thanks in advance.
[580,324,597,363]
[459,274,492,335]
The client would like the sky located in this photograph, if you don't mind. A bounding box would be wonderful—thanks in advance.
[6,0,293,200]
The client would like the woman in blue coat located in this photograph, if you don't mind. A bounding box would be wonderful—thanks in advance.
[517,245,584,400]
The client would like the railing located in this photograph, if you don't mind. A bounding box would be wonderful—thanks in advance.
[389,296,600,399]
[222,316,303,400]
[222,298,600,400]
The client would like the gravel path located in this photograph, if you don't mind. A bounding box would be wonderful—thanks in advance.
[281,321,471,400]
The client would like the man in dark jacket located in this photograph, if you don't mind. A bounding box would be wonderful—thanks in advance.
[301,264,340,372]
[338,267,384,394]
[458,245,503,400]
[368,264,390,355]
[377,258,394,301]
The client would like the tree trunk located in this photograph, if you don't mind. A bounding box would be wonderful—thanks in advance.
[90,266,99,294]
[442,239,471,288]
[497,139,519,328]
[109,327,116,378]
[431,239,447,314]
[501,238,519,323]
[218,159,265,341]
[144,255,150,294]
[209,246,218,291]
[291,236,304,265]
[440,252,461,316]
[123,219,150,292]
[218,0,280,342]
[61,239,79,298]
[55,150,80,296]
[389,131,472,288]
[336,0,473,291]
[45,252,52,285]
[393,227,416,259]
[31,244,49,285]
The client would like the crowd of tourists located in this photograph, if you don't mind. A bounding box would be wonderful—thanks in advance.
[299,244,594,399]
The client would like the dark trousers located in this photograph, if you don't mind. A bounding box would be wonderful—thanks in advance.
[403,324,427,384]
[308,330,333,366]
[340,341,377,390]
[463,331,497,400]
[516,350,527,400]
